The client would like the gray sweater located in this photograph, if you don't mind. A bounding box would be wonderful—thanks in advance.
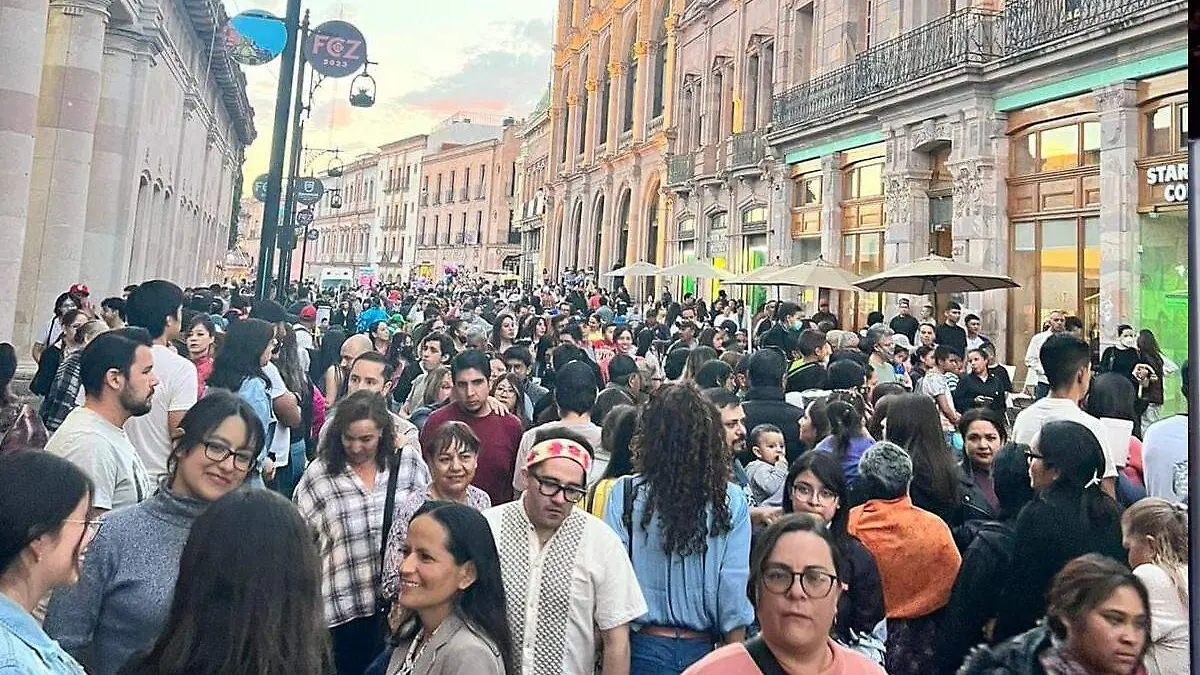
[43,485,208,675]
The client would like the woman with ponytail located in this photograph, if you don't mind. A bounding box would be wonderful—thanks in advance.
[814,390,875,489]
[993,420,1124,642]
[1122,497,1189,675]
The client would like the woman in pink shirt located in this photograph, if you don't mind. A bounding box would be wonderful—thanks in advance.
[682,513,885,675]
[185,315,217,396]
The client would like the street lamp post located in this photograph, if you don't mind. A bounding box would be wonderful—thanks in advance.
[276,9,312,299]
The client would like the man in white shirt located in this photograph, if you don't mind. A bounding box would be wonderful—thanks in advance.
[1012,333,1117,497]
[123,281,198,482]
[1023,309,1066,399]
[1142,361,1189,503]
[47,332,157,511]
[486,434,646,675]
[513,362,604,493]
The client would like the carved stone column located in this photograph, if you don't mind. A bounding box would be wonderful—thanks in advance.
[16,0,113,351]
[565,91,580,174]
[605,61,623,151]
[1094,81,1140,349]
[0,0,51,342]
[632,40,650,142]
[819,153,844,313]
[583,75,599,164]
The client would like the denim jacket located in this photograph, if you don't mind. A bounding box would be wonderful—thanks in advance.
[0,592,86,674]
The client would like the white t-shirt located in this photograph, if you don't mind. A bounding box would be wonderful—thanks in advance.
[1134,563,1190,675]
[262,363,290,467]
[1142,415,1188,503]
[47,407,152,511]
[1011,397,1118,478]
[512,419,606,492]
[124,344,198,481]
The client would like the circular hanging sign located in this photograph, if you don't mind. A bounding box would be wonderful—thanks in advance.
[294,177,325,206]
[306,228,320,242]
[223,10,288,66]
[296,208,315,226]
[304,20,368,78]
[252,173,270,202]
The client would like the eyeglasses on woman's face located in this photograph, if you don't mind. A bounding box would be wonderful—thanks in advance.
[791,481,838,505]
[761,563,839,598]
[202,440,256,471]
[63,518,104,540]
[1025,449,1045,465]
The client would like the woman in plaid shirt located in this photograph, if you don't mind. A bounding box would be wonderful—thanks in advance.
[295,390,403,675]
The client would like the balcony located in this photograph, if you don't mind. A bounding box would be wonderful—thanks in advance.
[729,131,765,170]
[1002,0,1160,53]
[666,154,694,186]
[459,187,469,201]
[419,194,428,206]
[454,232,465,245]
[476,190,486,201]
[446,190,455,203]
[432,194,441,205]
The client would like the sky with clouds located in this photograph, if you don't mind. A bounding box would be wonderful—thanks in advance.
[235,0,557,188]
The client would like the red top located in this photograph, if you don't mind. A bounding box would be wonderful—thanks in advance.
[192,355,214,398]
[420,403,524,505]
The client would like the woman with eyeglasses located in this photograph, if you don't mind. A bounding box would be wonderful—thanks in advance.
[781,452,885,654]
[0,451,98,674]
[681,513,885,675]
[847,441,961,675]
[993,420,1124,643]
[44,392,266,675]
[604,383,755,675]
[203,318,277,487]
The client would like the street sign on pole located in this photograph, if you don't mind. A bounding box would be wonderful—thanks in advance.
[294,177,325,205]
[223,9,288,66]
[304,20,368,78]
[296,208,314,226]
[306,228,320,242]
[252,174,270,202]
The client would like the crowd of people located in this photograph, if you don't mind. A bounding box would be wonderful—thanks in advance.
[0,271,1191,675]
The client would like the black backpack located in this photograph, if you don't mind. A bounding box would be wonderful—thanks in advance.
[30,345,63,397]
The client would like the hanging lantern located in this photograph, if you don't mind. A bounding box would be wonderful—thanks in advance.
[349,69,376,108]
[326,154,344,178]
[330,189,343,210]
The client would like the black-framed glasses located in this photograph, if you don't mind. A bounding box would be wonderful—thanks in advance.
[530,473,587,503]
[1025,450,1044,464]
[761,564,839,598]
[791,482,839,505]
[203,441,256,471]
[63,518,104,538]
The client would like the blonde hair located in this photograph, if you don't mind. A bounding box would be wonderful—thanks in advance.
[1122,497,1189,606]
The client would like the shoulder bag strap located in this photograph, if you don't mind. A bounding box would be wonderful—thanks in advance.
[743,635,787,675]
[622,475,637,560]
[379,452,401,567]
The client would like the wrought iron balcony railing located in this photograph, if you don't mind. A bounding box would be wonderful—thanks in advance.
[856,7,1001,98]
[1002,0,1160,52]
[667,154,695,185]
[729,131,765,169]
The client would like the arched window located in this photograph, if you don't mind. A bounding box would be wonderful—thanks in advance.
[645,189,660,264]
[623,37,637,133]
[599,41,612,148]
[652,1,668,119]
[577,56,589,156]
[616,190,632,267]
[561,78,572,164]
[592,194,605,270]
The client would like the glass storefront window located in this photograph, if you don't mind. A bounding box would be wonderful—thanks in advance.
[1139,211,1188,414]
[1147,106,1172,156]
[1082,122,1100,166]
[1014,134,1037,176]
[709,212,728,231]
[1040,125,1079,172]
[1179,105,1188,151]
[793,175,822,207]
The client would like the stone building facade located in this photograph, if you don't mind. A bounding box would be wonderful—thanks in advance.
[515,90,553,286]
[767,0,1186,377]
[544,0,675,296]
[1,0,254,350]
[377,135,427,282]
[307,154,380,289]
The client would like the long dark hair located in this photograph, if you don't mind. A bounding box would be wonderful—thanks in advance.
[401,502,515,675]
[825,392,867,467]
[273,323,308,395]
[0,343,17,407]
[749,513,845,604]
[312,328,347,385]
[319,390,395,474]
[166,391,267,485]
[1045,553,1150,652]
[884,393,961,507]
[207,318,272,392]
[1038,420,1121,527]
[1136,329,1164,373]
[782,451,851,541]
[1085,372,1141,438]
[599,404,639,481]
[121,490,330,675]
[634,383,732,555]
[0,451,94,575]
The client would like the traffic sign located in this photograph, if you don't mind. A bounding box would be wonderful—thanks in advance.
[306,229,320,242]
[294,177,325,205]
[296,208,314,226]
[252,174,270,202]
[304,20,368,78]
[222,10,287,66]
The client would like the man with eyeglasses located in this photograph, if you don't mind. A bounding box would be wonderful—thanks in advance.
[485,434,646,675]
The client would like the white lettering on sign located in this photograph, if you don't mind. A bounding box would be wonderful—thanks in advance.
[1145,163,1188,202]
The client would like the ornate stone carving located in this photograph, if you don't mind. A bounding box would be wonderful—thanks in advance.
[883,175,912,228]
[566,93,580,106]
[908,119,938,150]
[607,62,624,78]
[935,121,952,141]
[950,161,983,218]
[633,41,650,57]
[584,77,599,92]
[1093,82,1136,112]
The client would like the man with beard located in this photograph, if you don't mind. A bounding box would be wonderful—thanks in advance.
[46,330,157,512]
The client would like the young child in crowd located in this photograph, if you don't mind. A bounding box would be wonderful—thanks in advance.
[744,423,788,505]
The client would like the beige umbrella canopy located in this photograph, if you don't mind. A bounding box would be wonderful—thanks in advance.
[657,260,734,280]
[755,257,862,291]
[853,255,1020,295]
[722,264,792,286]
[602,261,663,277]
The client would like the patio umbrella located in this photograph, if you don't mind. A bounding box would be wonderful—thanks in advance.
[853,255,1020,294]
[756,257,862,291]
[657,260,734,280]
[722,264,791,286]
[602,261,663,277]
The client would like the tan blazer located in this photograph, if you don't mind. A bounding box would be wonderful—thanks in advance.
[386,612,505,675]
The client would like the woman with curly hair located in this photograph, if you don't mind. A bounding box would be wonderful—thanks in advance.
[603,383,754,675]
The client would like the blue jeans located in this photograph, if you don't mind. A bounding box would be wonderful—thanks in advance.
[630,632,712,675]
[270,440,308,500]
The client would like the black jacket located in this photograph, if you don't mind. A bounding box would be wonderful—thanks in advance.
[957,461,999,537]
[890,314,919,343]
[935,322,968,357]
[993,489,1124,642]
[837,535,886,641]
[741,386,805,465]
[941,520,1019,673]
[953,371,1009,414]
[957,626,1051,675]
[785,361,827,394]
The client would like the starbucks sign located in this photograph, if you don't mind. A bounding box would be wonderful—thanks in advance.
[1146,162,1188,203]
